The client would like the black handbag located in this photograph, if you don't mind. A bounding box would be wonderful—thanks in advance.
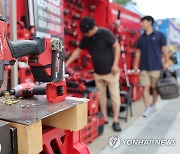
[157,70,180,99]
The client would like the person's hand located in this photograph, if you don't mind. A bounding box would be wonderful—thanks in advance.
[133,65,139,73]
[163,63,169,70]
[111,65,120,75]
[164,59,174,70]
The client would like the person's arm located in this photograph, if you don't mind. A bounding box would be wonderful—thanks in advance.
[111,41,121,75]
[134,49,141,71]
[159,32,170,69]
[0,0,4,16]
[162,45,170,69]
[65,47,82,67]
[134,36,142,71]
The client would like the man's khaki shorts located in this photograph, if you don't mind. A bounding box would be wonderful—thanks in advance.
[139,70,161,88]
[94,72,120,106]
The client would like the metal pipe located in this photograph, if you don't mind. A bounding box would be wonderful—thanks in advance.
[10,0,18,88]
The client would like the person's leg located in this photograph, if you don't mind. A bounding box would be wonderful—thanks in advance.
[148,87,158,112]
[105,73,121,131]
[94,74,108,121]
[150,71,161,105]
[152,88,158,105]
[140,71,151,108]
[140,71,152,117]
[105,73,120,122]
[142,86,150,108]
[142,85,152,117]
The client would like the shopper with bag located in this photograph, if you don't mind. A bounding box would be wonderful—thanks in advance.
[134,16,170,117]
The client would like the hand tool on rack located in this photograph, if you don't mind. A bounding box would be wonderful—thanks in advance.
[0,14,66,103]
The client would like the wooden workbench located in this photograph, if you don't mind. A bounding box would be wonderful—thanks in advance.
[0,96,88,154]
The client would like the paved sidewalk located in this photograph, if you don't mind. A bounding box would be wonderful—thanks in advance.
[88,99,145,154]
[100,97,180,154]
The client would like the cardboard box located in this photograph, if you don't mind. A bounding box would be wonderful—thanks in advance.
[42,101,88,131]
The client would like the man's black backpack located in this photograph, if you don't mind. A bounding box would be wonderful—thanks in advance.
[157,70,180,99]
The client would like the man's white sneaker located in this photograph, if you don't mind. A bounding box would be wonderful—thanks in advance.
[142,107,151,117]
[150,104,157,112]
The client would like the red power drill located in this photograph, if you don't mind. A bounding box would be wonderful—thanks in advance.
[0,14,66,103]
[10,83,46,98]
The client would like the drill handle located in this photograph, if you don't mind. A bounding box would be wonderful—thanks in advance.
[7,37,45,58]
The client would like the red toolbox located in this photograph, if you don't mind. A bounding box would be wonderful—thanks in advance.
[40,127,68,154]
[131,84,142,101]
[80,116,92,144]
[97,112,105,136]
[91,115,99,139]
[67,131,90,154]
[40,126,90,154]
[80,112,104,144]
[128,71,140,85]
[87,87,99,115]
